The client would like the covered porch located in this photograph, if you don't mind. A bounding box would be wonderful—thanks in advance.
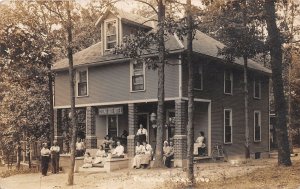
[53,98,212,168]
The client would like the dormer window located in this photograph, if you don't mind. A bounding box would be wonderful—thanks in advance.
[104,19,118,50]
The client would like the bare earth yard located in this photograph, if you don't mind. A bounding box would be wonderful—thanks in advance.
[0,149,299,189]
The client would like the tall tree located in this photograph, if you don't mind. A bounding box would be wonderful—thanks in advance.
[264,0,292,166]
[186,0,195,184]
[0,2,52,169]
[201,0,266,158]
[115,0,170,167]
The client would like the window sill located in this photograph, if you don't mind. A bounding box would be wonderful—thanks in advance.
[77,95,89,98]
[130,90,146,93]
[194,88,203,91]
[253,140,261,143]
[224,142,232,145]
[224,92,233,96]
[253,97,261,100]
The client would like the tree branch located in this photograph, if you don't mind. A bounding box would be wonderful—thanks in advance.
[134,0,158,14]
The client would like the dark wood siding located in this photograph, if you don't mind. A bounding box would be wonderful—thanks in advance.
[54,58,179,107]
[182,55,269,157]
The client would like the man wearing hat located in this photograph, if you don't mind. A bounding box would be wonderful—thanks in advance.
[50,140,60,174]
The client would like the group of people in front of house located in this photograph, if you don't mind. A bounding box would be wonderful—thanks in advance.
[40,140,61,176]
[40,124,206,175]
[82,138,126,168]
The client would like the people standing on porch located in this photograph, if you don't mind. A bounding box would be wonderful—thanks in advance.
[50,140,60,174]
[93,145,107,166]
[75,138,85,157]
[136,124,147,143]
[120,130,128,138]
[132,141,144,169]
[194,131,206,156]
[163,141,174,168]
[141,141,152,168]
[40,143,51,176]
[111,141,124,158]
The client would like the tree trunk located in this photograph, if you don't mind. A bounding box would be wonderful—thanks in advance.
[243,56,250,158]
[186,0,195,185]
[16,144,21,170]
[66,1,77,185]
[241,0,250,159]
[47,63,54,146]
[153,0,166,168]
[264,0,292,166]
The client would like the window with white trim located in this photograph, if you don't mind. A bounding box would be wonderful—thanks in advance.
[194,64,203,90]
[76,69,88,97]
[254,111,261,142]
[224,71,233,94]
[130,60,145,92]
[254,78,261,99]
[105,19,117,50]
[224,109,232,144]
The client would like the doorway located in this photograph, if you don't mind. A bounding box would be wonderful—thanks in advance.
[136,113,149,142]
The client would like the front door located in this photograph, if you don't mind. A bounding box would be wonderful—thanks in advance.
[107,115,118,138]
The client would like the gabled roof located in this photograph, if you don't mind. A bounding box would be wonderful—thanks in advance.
[52,34,184,71]
[95,8,153,29]
[53,9,271,75]
[189,31,271,74]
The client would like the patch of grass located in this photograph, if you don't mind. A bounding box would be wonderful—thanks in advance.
[0,167,38,178]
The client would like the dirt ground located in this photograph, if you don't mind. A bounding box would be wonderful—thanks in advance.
[0,150,299,189]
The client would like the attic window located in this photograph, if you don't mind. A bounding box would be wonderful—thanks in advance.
[105,19,118,50]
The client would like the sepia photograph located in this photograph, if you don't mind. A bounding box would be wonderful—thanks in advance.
[0,0,299,188]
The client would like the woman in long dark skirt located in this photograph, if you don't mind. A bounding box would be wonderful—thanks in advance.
[40,143,51,176]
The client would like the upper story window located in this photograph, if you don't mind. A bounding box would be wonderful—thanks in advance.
[194,64,203,90]
[254,111,261,142]
[224,71,233,95]
[130,60,145,92]
[105,19,118,50]
[224,109,233,144]
[76,69,88,97]
[254,78,261,99]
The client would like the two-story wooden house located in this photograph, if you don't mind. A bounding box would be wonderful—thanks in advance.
[52,8,271,167]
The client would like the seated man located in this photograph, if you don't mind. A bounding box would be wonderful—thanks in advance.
[194,131,206,156]
[163,141,174,168]
[111,141,124,158]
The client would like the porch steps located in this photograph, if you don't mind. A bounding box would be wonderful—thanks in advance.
[193,156,212,163]
[78,167,106,173]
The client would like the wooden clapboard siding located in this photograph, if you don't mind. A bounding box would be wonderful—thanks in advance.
[248,75,269,154]
[54,58,179,107]
[181,55,269,157]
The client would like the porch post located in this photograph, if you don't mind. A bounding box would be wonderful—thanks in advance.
[174,99,187,168]
[86,106,97,149]
[54,109,63,150]
[127,103,137,158]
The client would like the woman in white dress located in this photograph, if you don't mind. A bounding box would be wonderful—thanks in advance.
[132,141,144,169]
[194,131,206,155]
[82,152,93,168]
[93,145,107,166]
[141,141,152,168]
